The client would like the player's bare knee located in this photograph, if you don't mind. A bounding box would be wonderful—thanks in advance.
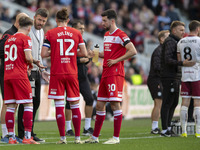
[23,103,33,107]
[110,102,121,111]
[69,101,79,105]
[194,99,200,107]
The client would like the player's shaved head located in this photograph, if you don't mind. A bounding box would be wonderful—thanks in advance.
[14,13,29,29]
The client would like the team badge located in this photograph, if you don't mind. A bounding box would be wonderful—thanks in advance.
[28,40,32,47]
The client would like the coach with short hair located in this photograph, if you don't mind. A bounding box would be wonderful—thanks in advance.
[160,21,195,137]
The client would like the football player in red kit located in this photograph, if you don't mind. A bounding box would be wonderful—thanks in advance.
[84,9,137,144]
[4,16,40,144]
[41,8,87,144]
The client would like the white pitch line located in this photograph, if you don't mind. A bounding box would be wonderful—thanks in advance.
[0,136,162,146]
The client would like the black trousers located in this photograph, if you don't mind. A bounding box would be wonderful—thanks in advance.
[65,77,94,109]
[17,71,41,138]
[161,79,180,130]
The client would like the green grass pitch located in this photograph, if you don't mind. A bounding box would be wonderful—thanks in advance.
[0,118,199,150]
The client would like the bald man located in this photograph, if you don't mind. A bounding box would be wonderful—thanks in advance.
[0,13,28,143]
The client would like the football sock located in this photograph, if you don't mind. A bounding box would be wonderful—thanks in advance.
[93,111,106,138]
[161,129,167,134]
[5,107,15,133]
[75,136,80,140]
[60,136,66,140]
[55,101,65,136]
[167,127,171,131]
[113,136,119,140]
[24,131,31,139]
[65,120,72,131]
[85,118,91,130]
[194,107,200,134]
[152,121,158,130]
[1,124,8,138]
[23,106,33,134]
[71,104,81,137]
[113,110,122,137]
[180,106,188,133]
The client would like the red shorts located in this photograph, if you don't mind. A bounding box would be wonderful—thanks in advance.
[97,76,124,102]
[48,74,80,101]
[181,81,200,99]
[4,79,32,104]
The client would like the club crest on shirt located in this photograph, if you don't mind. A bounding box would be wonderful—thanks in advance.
[28,40,32,47]
[112,37,116,42]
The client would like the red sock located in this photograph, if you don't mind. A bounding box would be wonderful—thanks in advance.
[71,104,81,137]
[55,101,65,136]
[23,106,33,132]
[113,110,122,137]
[93,111,106,137]
[5,107,15,133]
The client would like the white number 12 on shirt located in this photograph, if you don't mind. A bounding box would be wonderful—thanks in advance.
[57,39,74,56]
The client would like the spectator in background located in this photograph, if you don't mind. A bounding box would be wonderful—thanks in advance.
[166,3,180,24]
[148,30,169,135]
[88,65,101,85]
[139,5,155,25]
[1,7,11,23]
[125,67,135,85]
[157,10,171,31]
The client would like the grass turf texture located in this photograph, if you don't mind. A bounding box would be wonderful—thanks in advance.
[0,118,199,150]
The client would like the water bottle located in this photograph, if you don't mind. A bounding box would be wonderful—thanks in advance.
[92,44,99,63]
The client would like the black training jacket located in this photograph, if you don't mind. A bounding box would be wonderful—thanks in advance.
[148,44,162,78]
[160,34,183,80]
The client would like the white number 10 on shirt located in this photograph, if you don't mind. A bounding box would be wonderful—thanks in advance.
[57,39,75,56]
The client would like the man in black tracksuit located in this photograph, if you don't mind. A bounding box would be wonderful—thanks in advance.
[160,21,195,137]
[147,30,169,134]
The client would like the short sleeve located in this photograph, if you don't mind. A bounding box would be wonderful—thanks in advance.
[78,32,85,46]
[119,31,131,47]
[23,36,32,51]
[43,31,51,48]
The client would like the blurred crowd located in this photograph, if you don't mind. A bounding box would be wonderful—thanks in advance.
[0,0,199,87]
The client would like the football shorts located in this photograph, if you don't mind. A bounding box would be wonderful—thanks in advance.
[181,81,200,99]
[147,77,162,100]
[97,75,124,102]
[48,74,80,101]
[4,79,32,104]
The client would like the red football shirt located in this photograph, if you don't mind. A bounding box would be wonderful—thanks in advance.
[102,28,131,78]
[4,32,32,80]
[43,26,85,75]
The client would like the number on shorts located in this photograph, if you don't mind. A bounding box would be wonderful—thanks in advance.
[108,84,116,92]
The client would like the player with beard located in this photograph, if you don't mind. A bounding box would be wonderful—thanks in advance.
[84,9,137,144]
